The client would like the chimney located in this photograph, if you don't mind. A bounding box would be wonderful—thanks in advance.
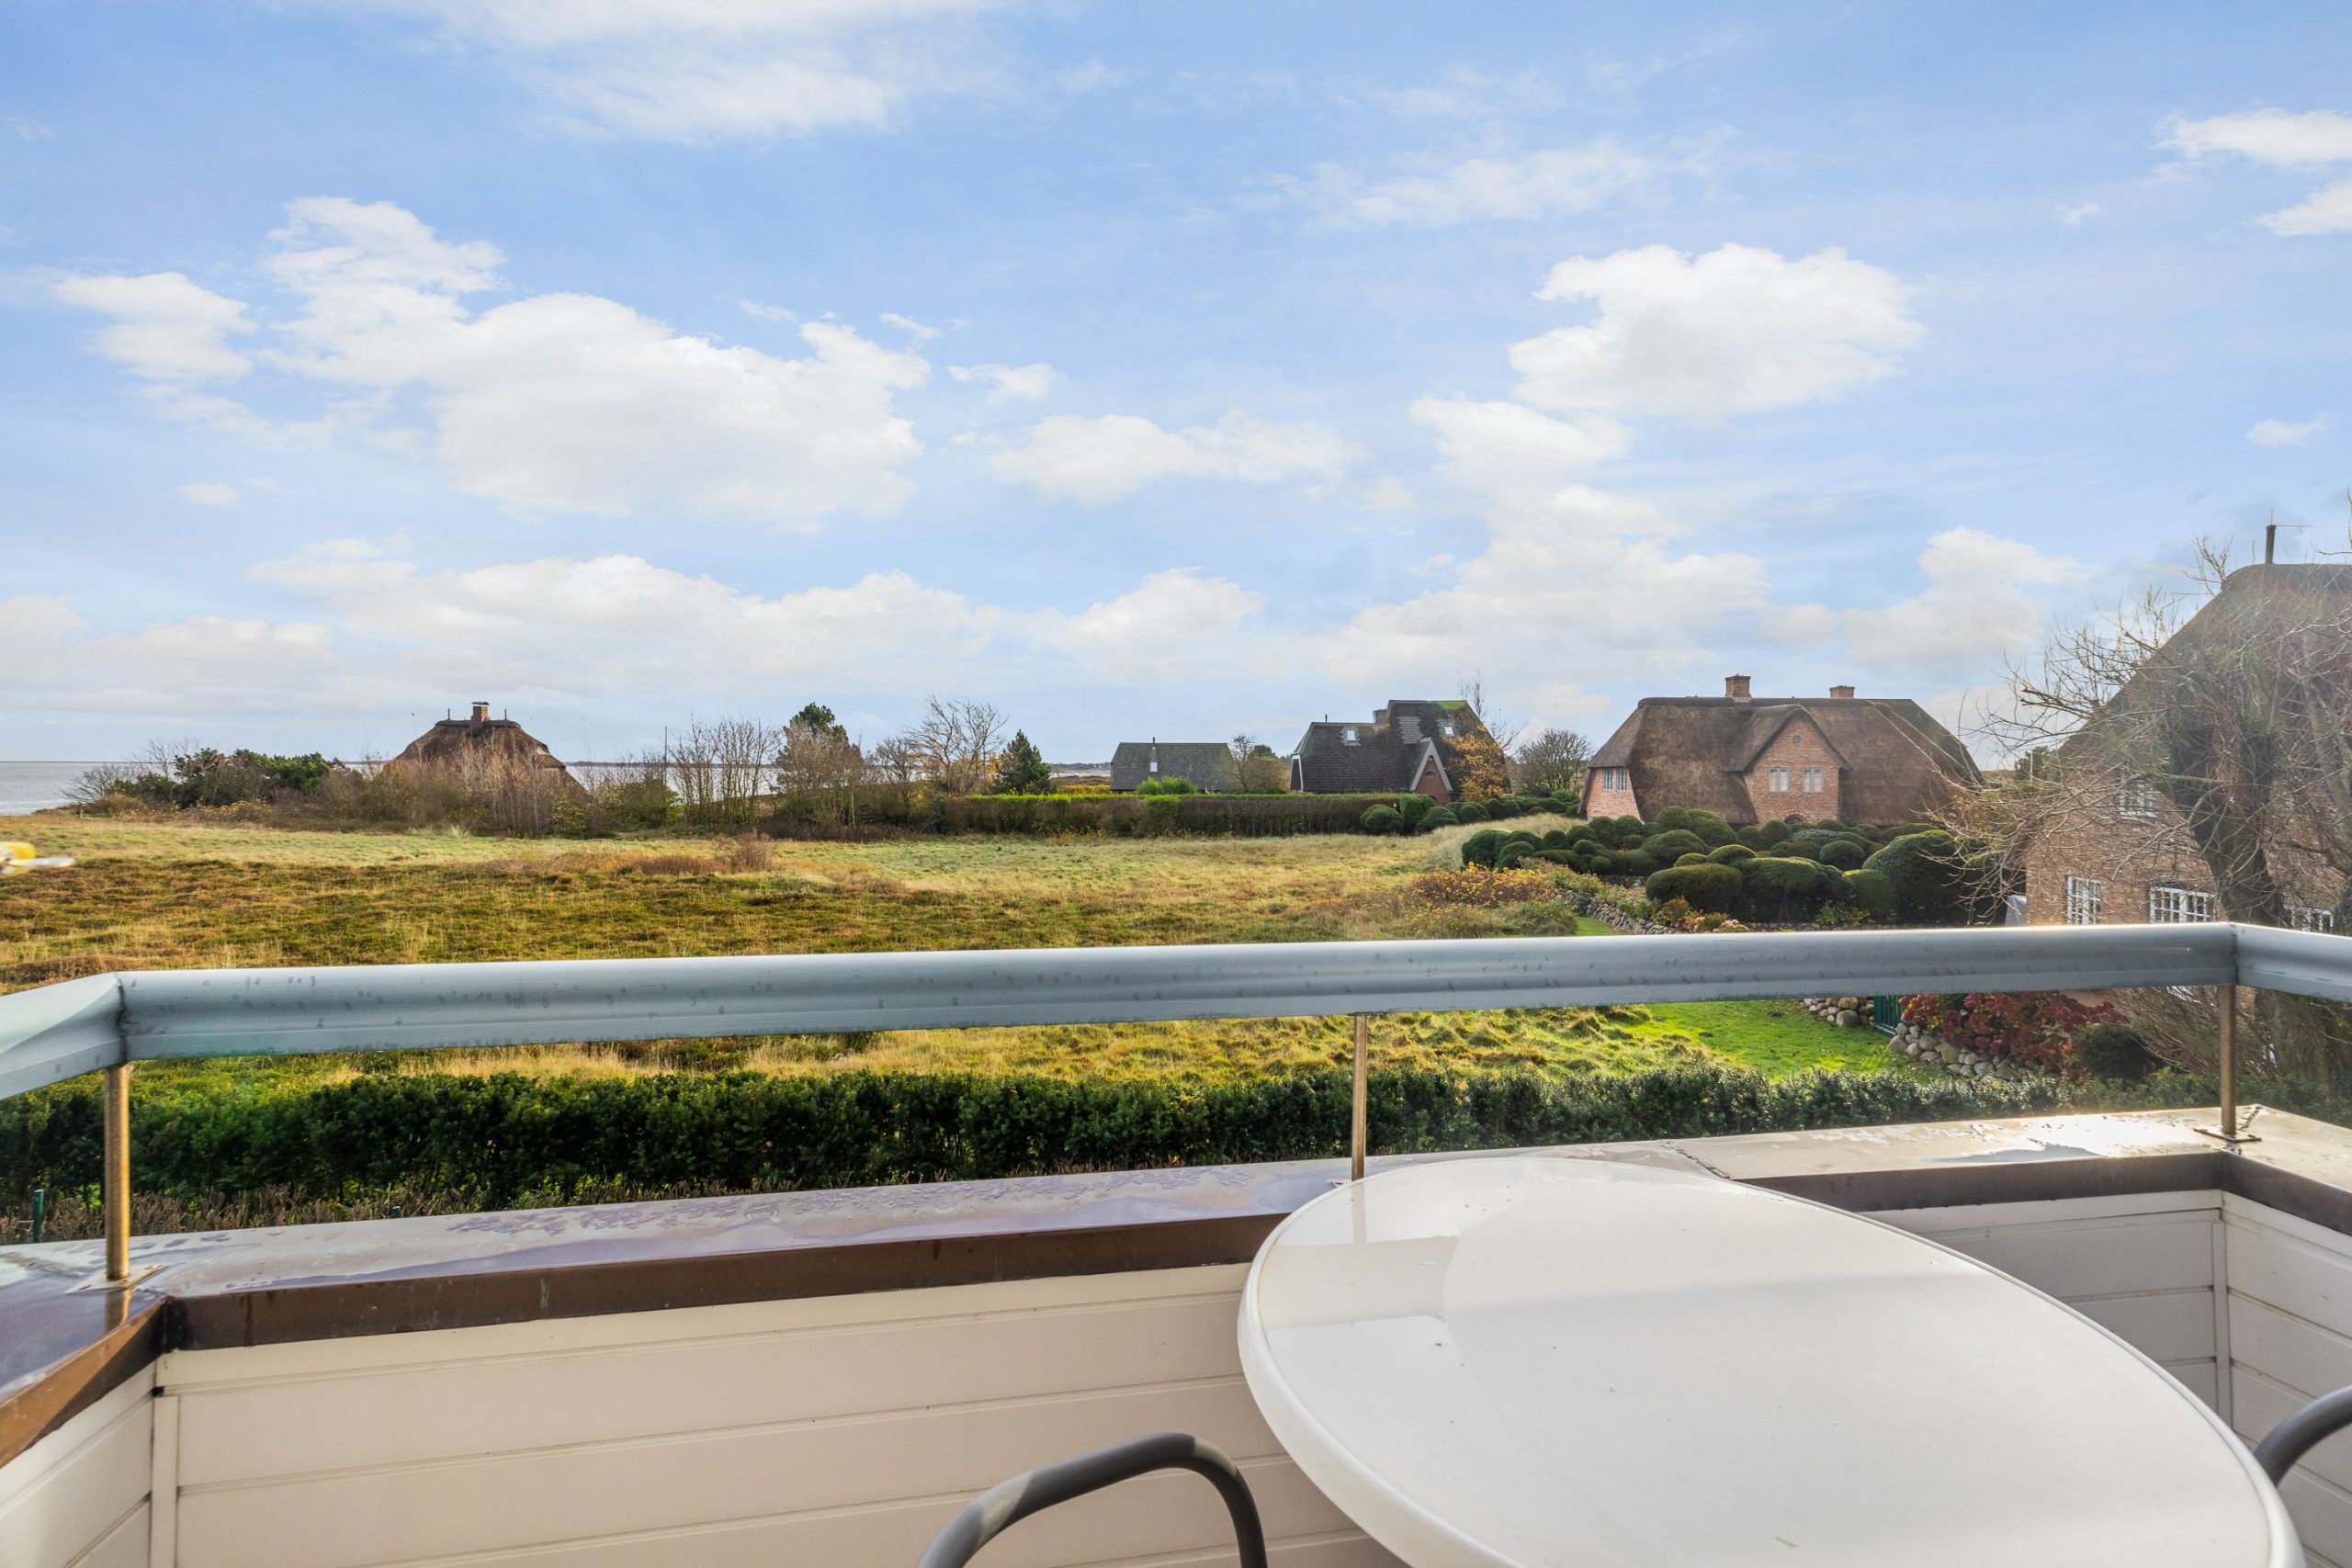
[1724,675,1752,704]
[1829,684,1856,700]
[470,701,491,723]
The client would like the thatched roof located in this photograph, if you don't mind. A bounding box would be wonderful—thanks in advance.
[392,703,580,789]
[1290,700,1489,794]
[1589,686,1977,824]
[1109,741,1233,792]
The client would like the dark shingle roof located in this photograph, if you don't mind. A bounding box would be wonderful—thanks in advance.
[1290,701,1490,794]
[1109,741,1235,792]
[1590,694,1977,824]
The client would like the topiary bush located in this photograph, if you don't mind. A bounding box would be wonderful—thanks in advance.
[1708,842,1758,864]
[1422,805,1459,829]
[1459,829,1507,867]
[1640,829,1709,862]
[1453,801,1489,823]
[1611,848,1660,876]
[1838,868,1895,918]
[1361,805,1404,835]
[1683,810,1736,847]
[1861,830,1970,926]
[1674,852,1712,867]
[1817,836,1871,870]
[1651,806,1693,831]
[1396,793,1433,829]
[1743,819,1792,850]
[1645,862,1745,914]
[1743,856,1838,922]
[2075,1023,2157,1083]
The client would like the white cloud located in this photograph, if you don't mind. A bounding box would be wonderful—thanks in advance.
[175,481,243,508]
[1510,243,1924,422]
[738,299,799,322]
[1055,62,1127,95]
[2056,201,2101,225]
[1031,569,1270,682]
[1823,527,2085,673]
[7,115,54,141]
[2162,110,2352,237]
[1285,139,1654,228]
[1362,475,1416,511]
[1363,67,1563,121]
[1408,397,1630,491]
[63,198,933,526]
[2164,109,2352,167]
[879,311,943,341]
[949,361,1057,401]
[325,0,1001,142]
[992,409,1361,504]
[52,271,255,383]
[2249,414,2328,446]
[2262,178,2352,236]
[0,593,340,720]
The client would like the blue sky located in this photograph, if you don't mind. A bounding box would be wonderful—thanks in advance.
[4,2,2348,763]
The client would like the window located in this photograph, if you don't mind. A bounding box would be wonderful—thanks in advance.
[2064,875,2102,925]
[1595,767,1629,793]
[1767,766,1790,794]
[1340,727,1358,745]
[2290,905,2337,933]
[2148,886,2212,924]
[2120,779,2158,819]
[1801,767,1826,795]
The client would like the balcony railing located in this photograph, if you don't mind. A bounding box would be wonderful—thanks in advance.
[4,922,2346,1281]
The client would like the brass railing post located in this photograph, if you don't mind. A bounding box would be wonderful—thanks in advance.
[103,1062,130,1282]
[1350,1015,1369,1182]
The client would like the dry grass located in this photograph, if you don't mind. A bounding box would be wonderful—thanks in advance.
[0,814,1908,1083]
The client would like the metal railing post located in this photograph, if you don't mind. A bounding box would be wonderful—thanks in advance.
[2218,985,2239,1145]
[103,1063,130,1282]
[1350,1014,1369,1182]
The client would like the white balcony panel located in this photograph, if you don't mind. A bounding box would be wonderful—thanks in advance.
[160,1265,1399,1568]
[2225,1198,2352,1568]
[0,1370,153,1568]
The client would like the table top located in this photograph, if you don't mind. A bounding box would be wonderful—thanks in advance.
[1238,1156,2296,1568]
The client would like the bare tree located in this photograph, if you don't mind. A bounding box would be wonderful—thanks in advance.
[1511,728,1592,795]
[775,716,867,828]
[1958,534,2352,1077]
[1227,734,1288,794]
[897,697,1008,795]
[1455,671,1521,750]
[668,716,780,827]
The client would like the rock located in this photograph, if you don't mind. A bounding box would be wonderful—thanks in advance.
[1836,1010,1860,1027]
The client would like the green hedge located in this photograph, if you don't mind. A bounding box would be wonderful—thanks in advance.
[0,1063,2244,1213]
[938,793,1397,837]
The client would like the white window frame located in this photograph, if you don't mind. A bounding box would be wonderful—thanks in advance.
[2064,875,2102,926]
[1767,766,1790,794]
[1340,726,1358,745]
[2148,885,2213,924]
[2289,905,2336,933]
[1800,767,1826,795]
[2119,778,2159,819]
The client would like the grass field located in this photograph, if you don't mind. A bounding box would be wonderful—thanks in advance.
[0,812,1913,1083]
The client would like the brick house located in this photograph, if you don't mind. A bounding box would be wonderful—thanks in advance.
[1288,700,1492,802]
[2021,565,2350,931]
[1581,676,1979,824]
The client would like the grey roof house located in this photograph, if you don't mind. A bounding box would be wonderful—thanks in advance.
[1288,700,1492,801]
[1109,740,1234,792]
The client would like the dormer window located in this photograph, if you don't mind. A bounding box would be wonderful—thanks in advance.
[2120,778,2157,819]
[1341,727,1359,745]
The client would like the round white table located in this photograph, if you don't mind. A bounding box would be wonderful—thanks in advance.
[1238,1156,2297,1568]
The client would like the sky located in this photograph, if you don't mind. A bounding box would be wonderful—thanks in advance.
[3,2,2349,764]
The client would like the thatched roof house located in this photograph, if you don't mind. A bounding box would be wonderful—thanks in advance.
[1109,740,1233,793]
[1289,700,1495,802]
[391,702,581,792]
[1584,676,1976,825]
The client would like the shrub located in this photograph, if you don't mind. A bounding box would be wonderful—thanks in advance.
[1409,866,1555,907]
[1361,805,1405,835]
[1459,829,1508,867]
[1817,837,1871,870]
[1838,868,1895,918]
[1644,862,1745,914]
[1453,801,1489,823]
[1611,849,1660,876]
[1862,831,1970,926]
[1674,852,1711,866]
[1640,829,1709,862]
[1396,794,1434,829]
[1422,805,1459,829]
[1743,819,1792,850]
[1650,806,1693,831]
[1707,842,1757,864]
[2075,1023,2158,1083]
[1901,992,2122,1075]
[1682,810,1736,847]
[1541,829,1572,849]
[1743,856,1838,922]
[1135,775,1200,796]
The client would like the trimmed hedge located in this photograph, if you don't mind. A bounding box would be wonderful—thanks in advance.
[1644,862,1745,914]
[0,1064,2143,1212]
[939,793,1398,838]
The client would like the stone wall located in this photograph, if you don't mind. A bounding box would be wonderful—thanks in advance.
[1799,996,2021,1079]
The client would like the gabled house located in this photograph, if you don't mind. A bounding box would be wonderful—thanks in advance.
[1108,740,1233,793]
[2022,564,2352,931]
[1581,676,1977,825]
[1288,700,1492,802]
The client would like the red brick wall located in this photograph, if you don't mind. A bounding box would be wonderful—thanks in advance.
[1740,717,1842,822]
[1415,755,1449,803]
[1584,767,1639,820]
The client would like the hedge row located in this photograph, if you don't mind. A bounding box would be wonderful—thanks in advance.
[935,793,1403,837]
[0,1064,2216,1212]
